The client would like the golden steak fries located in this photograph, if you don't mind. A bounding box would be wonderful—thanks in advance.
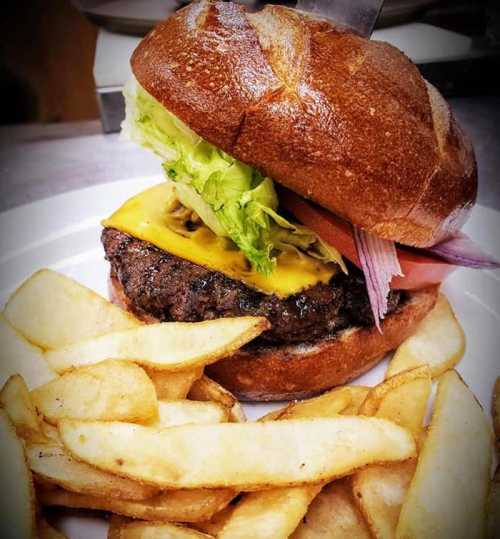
[0,270,494,539]
[396,371,492,539]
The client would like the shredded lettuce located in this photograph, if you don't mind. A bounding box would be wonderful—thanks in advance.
[174,182,226,238]
[122,79,345,275]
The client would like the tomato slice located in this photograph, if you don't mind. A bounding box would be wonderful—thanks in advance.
[279,188,456,290]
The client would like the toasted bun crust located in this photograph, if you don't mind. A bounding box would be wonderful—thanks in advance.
[131,1,476,247]
[109,274,438,401]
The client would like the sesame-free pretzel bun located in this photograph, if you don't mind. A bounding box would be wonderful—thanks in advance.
[109,275,438,401]
[132,0,477,248]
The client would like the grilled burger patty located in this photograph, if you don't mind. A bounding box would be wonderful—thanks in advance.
[102,228,402,344]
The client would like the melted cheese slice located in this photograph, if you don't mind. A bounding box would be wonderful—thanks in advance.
[103,183,336,297]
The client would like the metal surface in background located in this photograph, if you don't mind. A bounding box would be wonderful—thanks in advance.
[96,88,125,134]
[75,0,440,35]
[295,0,384,37]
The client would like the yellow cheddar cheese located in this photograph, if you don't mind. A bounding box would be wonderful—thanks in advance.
[103,183,336,297]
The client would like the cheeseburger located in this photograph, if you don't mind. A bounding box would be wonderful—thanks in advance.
[102,0,498,400]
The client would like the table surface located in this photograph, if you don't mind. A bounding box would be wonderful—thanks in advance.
[0,96,499,212]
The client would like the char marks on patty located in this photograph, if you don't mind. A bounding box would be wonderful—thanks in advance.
[102,227,402,344]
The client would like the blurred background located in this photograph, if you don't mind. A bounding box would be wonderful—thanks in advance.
[1,0,499,129]
[1,0,499,210]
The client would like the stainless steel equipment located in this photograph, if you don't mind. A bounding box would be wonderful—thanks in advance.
[75,0,439,35]
[295,0,384,37]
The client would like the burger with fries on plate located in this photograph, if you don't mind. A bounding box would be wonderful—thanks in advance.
[1,2,499,539]
[101,0,499,400]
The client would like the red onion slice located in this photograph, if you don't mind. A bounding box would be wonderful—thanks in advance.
[426,233,500,269]
[354,227,403,332]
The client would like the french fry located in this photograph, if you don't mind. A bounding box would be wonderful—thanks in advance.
[41,422,61,444]
[0,313,56,390]
[218,485,322,539]
[265,386,370,421]
[487,468,500,539]
[37,519,68,539]
[290,480,372,539]
[37,485,234,523]
[277,387,352,420]
[108,515,124,539]
[340,387,371,416]
[224,385,366,537]
[192,506,234,536]
[359,366,431,442]
[31,360,157,424]
[352,461,416,539]
[493,377,500,451]
[108,516,214,539]
[3,269,139,349]
[150,400,229,428]
[58,417,415,490]
[396,370,492,539]
[275,386,371,421]
[258,408,284,421]
[34,475,59,492]
[0,409,37,539]
[146,367,203,400]
[45,317,268,373]
[353,369,429,538]
[489,382,500,538]
[386,294,465,379]
[27,444,158,501]
[189,376,246,422]
[0,374,46,443]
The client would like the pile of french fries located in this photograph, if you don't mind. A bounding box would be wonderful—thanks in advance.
[0,269,498,539]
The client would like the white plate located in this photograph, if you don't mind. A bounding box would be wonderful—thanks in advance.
[1,175,500,538]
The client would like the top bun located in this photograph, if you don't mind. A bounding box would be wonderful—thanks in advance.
[131,1,477,248]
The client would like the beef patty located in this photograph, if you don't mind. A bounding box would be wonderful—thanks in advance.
[102,228,402,344]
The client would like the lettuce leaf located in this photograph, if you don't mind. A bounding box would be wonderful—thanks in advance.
[122,79,345,276]
[174,182,226,238]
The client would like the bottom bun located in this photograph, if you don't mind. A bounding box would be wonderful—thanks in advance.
[108,274,438,401]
